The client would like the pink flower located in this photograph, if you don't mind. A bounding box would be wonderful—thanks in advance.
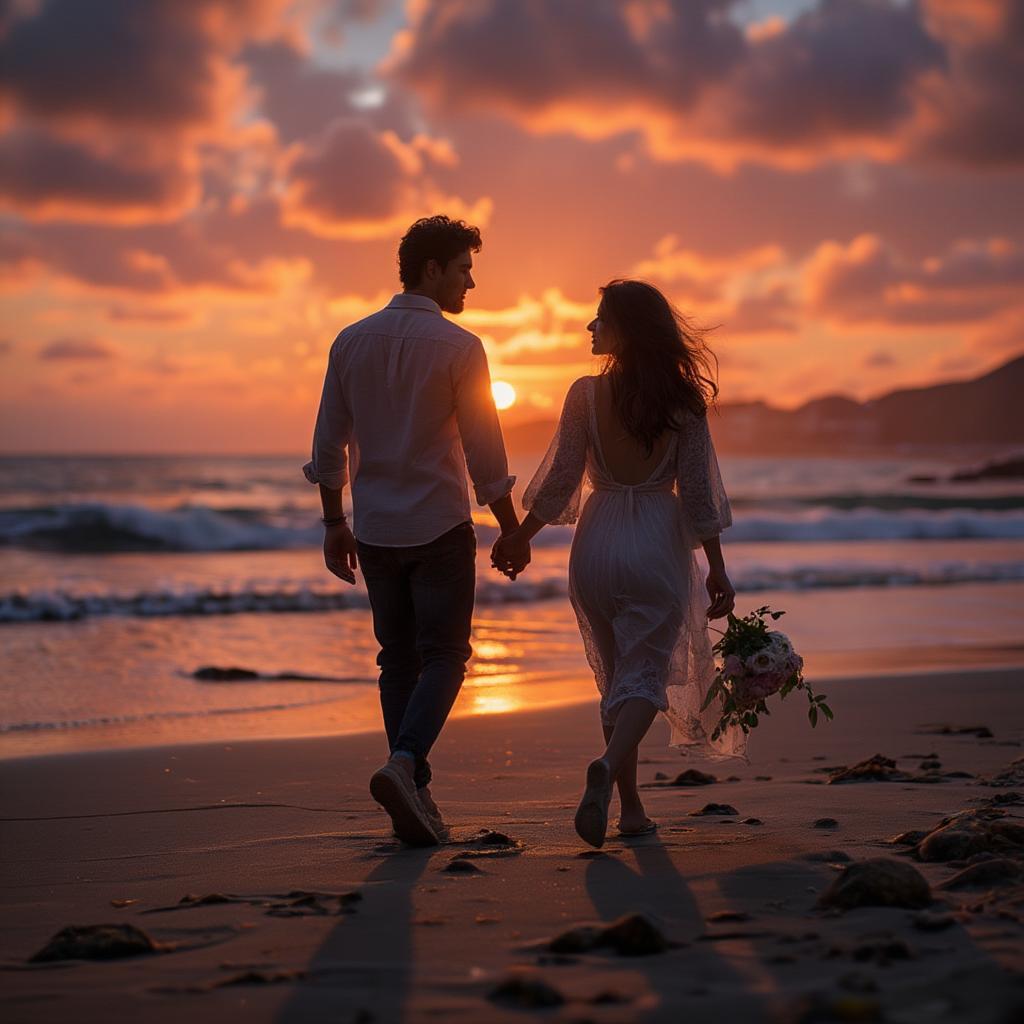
[732,669,787,707]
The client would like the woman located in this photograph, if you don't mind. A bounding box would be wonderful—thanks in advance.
[492,279,742,848]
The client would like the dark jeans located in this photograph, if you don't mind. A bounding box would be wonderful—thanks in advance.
[357,521,476,789]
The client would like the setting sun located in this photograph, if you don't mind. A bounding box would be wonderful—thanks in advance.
[491,380,517,410]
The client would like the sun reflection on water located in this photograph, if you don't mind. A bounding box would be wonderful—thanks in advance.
[466,691,524,716]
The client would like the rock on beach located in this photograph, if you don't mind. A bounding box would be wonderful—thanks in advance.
[818,859,932,911]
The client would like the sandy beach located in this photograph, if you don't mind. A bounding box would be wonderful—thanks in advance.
[2,666,1022,1023]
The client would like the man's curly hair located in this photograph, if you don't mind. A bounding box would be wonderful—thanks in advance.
[397,215,482,289]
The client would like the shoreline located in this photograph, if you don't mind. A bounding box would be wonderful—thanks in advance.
[2,666,1022,1022]
[3,653,1024,764]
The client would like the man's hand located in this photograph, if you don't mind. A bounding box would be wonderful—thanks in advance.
[324,523,358,584]
[705,567,736,619]
[491,531,530,581]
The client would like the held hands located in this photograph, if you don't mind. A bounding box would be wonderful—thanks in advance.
[324,523,358,584]
[491,530,531,581]
[705,566,736,620]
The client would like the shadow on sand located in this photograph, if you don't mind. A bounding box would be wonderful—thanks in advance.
[585,836,770,1020]
[273,843,433,1023]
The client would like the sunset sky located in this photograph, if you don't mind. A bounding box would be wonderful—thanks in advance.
[1,0,1021,453]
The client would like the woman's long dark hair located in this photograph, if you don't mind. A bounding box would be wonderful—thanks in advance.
[598,279,718,456]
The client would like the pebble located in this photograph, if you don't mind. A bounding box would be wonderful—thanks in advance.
[818,858,931,911]
[916,807,1024,862]
[442,859,483,874]
[918,724,993,738]
[939,857,1023,890]
[30,923,162,962]
[690,803,739,816]
[828,754,906,784]
[549,913,670,957]
[671,769,717,786]
[803,850,852,863]
[488,972,565,1008]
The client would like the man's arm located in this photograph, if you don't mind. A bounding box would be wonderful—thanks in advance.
[305,341,357,583]
[319,482,345,522]
[453,339,517,516]
[320,482,358,584]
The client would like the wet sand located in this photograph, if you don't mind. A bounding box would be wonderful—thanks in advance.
[2,667,1023,1023]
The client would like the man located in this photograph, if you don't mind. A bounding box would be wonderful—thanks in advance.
[304,215,529,846]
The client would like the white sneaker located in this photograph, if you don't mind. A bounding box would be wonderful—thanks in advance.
[370,761,439,847]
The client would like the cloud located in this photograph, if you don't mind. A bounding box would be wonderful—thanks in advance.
[804,233,1024,325]
[391,0,1021,170]
[725,286,800,336]
[0,0,294,224]
[0,339,12,356]
[0,216,322,298]
[627,236,800,336]
[280,117,489,238]
[243,39,415,145]
[38,337,115,361]
[0,128,198,223]
[0,0,287,138]
[863,349,897,368]
[106,305,197,327]
[457,289,597,365]
[966,307,1024,360]
[631,236,786,304]
[916,0,1024,167]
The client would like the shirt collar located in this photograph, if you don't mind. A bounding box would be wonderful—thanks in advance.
[387,293,442,315]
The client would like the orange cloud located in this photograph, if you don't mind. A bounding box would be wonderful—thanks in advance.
[38,336,115,361]
[460,289,597,367]
[279,118,488,240]
[0,128,200,224]
[391,0,1022,171]
[804,233,1024,325]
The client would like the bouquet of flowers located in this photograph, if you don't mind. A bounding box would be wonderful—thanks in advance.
[701,605,832,742]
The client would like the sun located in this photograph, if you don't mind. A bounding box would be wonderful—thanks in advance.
[491,380,516,410]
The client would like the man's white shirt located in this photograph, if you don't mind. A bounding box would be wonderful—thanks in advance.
[304,293,515,546]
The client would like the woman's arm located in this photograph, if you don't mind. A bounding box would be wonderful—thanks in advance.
[701,535,735,619]
[492,378,590,579]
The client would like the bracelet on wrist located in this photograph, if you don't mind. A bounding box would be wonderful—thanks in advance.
[321,515,348,527]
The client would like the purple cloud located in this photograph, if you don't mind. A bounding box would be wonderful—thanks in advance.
[39,337,115,361]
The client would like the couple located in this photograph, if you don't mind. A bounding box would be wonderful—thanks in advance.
[304,215,740,851]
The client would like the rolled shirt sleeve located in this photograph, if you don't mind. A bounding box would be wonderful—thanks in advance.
[303,342,351,490]
[453,338,515,505]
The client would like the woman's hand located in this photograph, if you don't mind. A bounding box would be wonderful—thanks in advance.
[705,566,735,619]
[491,530,531,580]
[324,523,358,584]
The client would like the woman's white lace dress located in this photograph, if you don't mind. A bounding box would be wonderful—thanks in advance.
[524,376,745,760]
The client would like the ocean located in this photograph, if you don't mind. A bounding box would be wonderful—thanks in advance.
[2,449,1023,758]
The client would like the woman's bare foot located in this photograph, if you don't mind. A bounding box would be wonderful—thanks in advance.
[617,797,653,835]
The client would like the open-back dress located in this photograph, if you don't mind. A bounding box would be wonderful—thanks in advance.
[523,375,744,760]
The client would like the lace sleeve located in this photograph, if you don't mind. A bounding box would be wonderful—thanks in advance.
[676,407,732,548]
[522,377,590,525]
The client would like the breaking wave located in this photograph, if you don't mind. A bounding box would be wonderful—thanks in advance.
[3,501,1024,553]
[4,560,1023,623]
